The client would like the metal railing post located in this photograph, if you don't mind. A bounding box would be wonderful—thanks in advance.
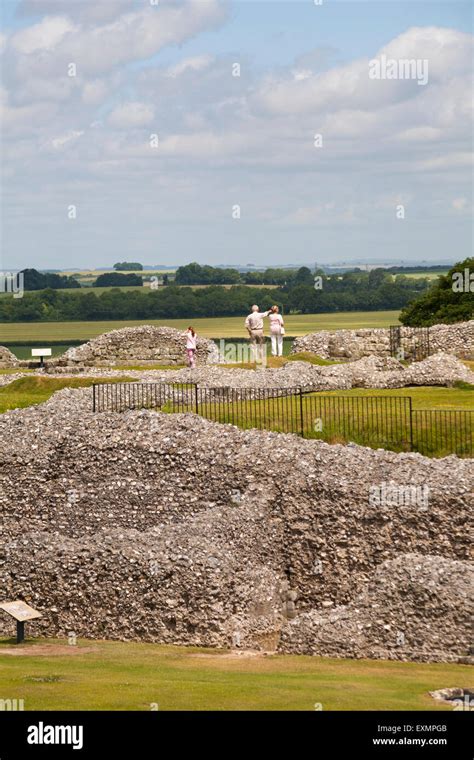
[299,387,304,437]
[409,396,414,452]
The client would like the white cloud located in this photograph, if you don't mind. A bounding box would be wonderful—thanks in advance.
[1,14,472,268]
[108,101,155,128]
[11,15,75,54]
[18,0,136,23]
[395,126,442,142]
[82,79,109,106]
[166,55,214,78]
[39,1,225,76]
[292,69,312,81]
[47,130,85,151]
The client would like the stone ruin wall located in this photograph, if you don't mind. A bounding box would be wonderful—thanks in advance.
[0,346,19,368]
[292,320,474,360]
[0,387,472,663]
[54,325,219,366]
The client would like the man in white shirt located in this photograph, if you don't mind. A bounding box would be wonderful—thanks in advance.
[245,304,270,363]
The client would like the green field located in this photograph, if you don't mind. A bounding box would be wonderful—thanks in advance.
[158,384,473,458]
[0,310,401,344]
[0,638,468,711]
[397,271,446,280]
[0,376,133,415]
[2,377,472,457]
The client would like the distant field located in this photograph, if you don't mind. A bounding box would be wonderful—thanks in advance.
[398,271,446,280]
[0,310,401,344]
[0,638,467,711]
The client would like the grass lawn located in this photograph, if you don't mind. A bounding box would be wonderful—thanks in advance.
[1,371,471,457]
[0,376,133,415]
[159,384,473,457]
[324,385,474,410]
[0,638,468,711]
[0,368,33,375]
[0,310,401,343]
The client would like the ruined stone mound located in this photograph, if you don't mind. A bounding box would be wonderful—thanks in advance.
[59,325,219,366]
[332,352,474,389]
[280,554,473,661]
[0,387,472,662]
[123,351,473,392]
[292,320,474,360]
[0,346,18,368]
[403,352,474,386]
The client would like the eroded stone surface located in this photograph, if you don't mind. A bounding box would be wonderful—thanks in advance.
[57,325,219,366]
[0,346,19,368]
[292,321,474,360]
[0,387,472,661]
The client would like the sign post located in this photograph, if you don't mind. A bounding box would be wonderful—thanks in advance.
[0,601,42,644]
[31,348,52,367]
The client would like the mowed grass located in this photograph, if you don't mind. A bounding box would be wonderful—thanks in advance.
[160,384,473,457]
[1,377,472,456]
[0,638,469,711]
[0,310,401,343]
[324,385,474,410]
[0,376,133,414]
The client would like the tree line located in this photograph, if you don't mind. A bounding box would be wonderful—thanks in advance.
[1,270,431,322]
[175,263,315,285]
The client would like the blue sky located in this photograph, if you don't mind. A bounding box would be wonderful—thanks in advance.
[0,0,472,269]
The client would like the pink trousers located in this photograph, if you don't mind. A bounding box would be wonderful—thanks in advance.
[186,348,196,368]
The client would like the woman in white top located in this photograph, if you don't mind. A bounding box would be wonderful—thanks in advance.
[186,326,197,368]
[268,305,284,356]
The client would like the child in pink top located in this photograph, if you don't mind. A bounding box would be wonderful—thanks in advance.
[186,327,197,368]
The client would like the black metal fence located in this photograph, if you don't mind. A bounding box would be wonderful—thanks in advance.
[412,409,473,458]
[92,382,473,458]
[389,325,431,362]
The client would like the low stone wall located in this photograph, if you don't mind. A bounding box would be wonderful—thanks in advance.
[55,325,219,366]
[35,351,474,393]
[0,387,472,662]
[292,321,474,360]
[0,346,18,368]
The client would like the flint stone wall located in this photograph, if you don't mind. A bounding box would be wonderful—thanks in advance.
[57,325,219,366]
[0,346,18,368]
[0,387,472,662]
[292,321,474,360]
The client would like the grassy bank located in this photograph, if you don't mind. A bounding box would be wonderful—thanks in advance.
[0,638,467,711]
[0,376,133,415]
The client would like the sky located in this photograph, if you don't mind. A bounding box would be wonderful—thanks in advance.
[0,0,472,270]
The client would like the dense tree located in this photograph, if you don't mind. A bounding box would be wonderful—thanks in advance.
[20,268,81,290]
[113,262,143,271]
[399,258,474,326]
[93,272,143,287]
[294,266,313,285]
[0,272,432,323]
